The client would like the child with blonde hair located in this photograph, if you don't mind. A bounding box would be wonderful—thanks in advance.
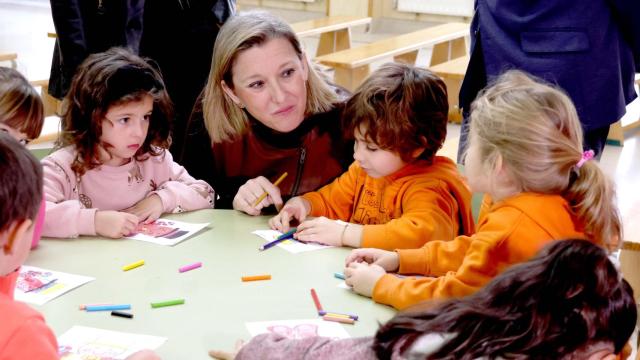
[42,48,214,239]
[269,63,474,249]
[0,67,46,249]
[343,70,621,309]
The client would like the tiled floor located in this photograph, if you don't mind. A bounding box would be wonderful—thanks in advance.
[2,2,639,232]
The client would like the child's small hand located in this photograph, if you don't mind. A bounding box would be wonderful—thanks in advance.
[345,248,399,272]
[209,339,245,360]
[233,176,284,216]
[95,211,139,238]
[295,217,344,246]
[268,197,310,232]
[123,194,163,223]
[344,262,386,297]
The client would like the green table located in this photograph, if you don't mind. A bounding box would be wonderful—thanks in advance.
[28,210,397,359]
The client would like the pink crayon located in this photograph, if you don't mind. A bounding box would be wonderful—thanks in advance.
[178,262,202,273]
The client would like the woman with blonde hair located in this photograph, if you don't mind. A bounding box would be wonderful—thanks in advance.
[181,10,352,214]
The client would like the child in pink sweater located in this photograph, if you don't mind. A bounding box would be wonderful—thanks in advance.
[42,48,214,239]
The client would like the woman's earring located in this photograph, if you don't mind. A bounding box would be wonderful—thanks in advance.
[238,103,245,109]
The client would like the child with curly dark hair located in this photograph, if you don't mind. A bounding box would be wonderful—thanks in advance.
[42,47,214,239]
[269,63,474,249]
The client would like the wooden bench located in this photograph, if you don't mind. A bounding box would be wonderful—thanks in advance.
[315,22,469,91]
[430,55,468,123]
[0,52,18,68]
[291,16,372,57]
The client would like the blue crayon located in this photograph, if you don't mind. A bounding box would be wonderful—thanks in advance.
[334,272,345,280]
[85,304,131,312]
[259,228,297,251]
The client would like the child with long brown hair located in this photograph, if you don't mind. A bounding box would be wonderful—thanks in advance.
[269,63,474,250]
[344,70,621,309]
[0,67,46,249]
[42,48,214,239]
[210,240,635,359]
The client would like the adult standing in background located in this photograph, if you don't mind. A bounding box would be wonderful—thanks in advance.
[457,0,640,161]
[49,0,144,100]
[181,10,353,215]
[139,0,236,157]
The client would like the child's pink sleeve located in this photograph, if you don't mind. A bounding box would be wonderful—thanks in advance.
[41,155,97,238]
[150,152,215,213]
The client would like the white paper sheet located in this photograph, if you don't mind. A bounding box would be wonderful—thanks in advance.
[246,319,350,340]
[252,229,333,253]
[125,219,209,246]
[15,265,94,305]
[58,326,166,360]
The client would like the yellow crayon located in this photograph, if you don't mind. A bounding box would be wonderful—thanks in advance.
[122,260,145,271]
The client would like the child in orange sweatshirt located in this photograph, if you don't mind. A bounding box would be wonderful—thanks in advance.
[269,63,474,250]
[343,70,621,310]
[0,134,57,358]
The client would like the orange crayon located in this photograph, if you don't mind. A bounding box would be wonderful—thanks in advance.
[241,274,272,282]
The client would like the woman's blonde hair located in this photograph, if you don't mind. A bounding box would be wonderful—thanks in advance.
[469,70,621,249]
[202,10,339,143]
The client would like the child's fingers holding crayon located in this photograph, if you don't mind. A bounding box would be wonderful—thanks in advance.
[95,211,139,239]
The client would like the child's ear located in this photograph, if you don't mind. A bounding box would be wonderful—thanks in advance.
[2,219,33,255]
[221,80,242,106]
[411,147,425,159]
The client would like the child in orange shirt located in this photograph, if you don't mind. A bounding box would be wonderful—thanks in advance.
[269,63,474,250]
[210,240,636,359]
[0,67,46,249]
[344,70,621,309]
[0,133,57,358]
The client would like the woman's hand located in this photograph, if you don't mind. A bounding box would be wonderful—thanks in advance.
[345,248,399,272]
[344,262,386,297]
[209,339,245,360]
[123,194,163,223]
[233,176,284,216]
[268,197,309,232]
[95,211,139,238]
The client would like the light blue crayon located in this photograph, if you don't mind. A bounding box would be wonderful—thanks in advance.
[334,272,345,280]
[85,304,131,312]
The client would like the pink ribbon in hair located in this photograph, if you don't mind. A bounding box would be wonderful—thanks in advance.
[576,150,595,169]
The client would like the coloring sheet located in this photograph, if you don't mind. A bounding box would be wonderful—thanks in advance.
[126,219,209,246]
[15,265,94,305]
[246,319,350,340]
[251,230,333,253]
[58,326,166,360]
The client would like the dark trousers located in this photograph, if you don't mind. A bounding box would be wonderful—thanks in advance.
[456,115,611,164]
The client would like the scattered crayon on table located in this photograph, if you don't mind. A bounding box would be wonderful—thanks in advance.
[122,260,145,271]
[310,288,324,312]
[179,262,202,273]
[111,311,133,319]
[322,314,355,325]
[150,299,185,308]
[241,274,272,282]
[319,310,358,321]
[85,304,131,312]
